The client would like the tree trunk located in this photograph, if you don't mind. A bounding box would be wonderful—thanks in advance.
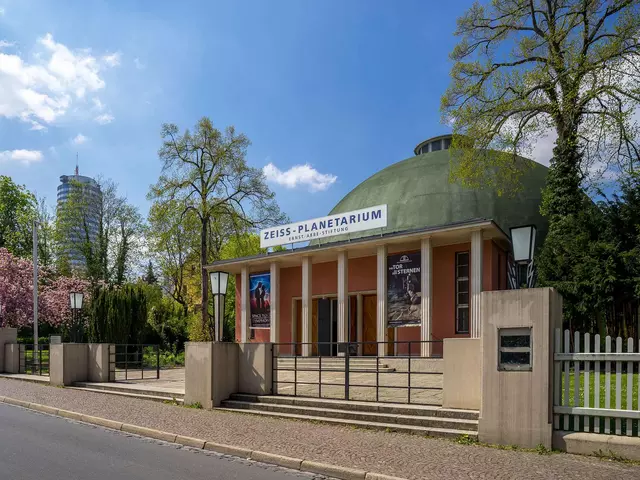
[200,217,209,340]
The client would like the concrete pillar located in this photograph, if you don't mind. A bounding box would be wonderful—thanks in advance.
[471,230,484,338]
[184,342,239,409]
[301,256,312,357]
[357,294,363,356]
[376,245,388,357]
[50,343,89,386]
[88,344,111,382]
[421,237,433,357]
[270,262,280,344]
[0,328,17,373]
[478,288,563,449]
[240,266,250,344]
[238,343,273,395]
[4,344,20,374]
[337,251,349,349]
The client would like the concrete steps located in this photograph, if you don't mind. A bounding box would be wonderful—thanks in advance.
[70,382,184,404]
[219,394,478,439]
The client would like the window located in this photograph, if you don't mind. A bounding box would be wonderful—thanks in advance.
[443,137,452,150]
[498,328,532,371]
[431,140,442,152]
[455,251,469,334]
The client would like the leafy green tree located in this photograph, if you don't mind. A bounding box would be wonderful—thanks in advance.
[88,284,148,344]
[0,176,37,258]
[441,0,640,207]
[143,261,158,285]
[148,117,286,338]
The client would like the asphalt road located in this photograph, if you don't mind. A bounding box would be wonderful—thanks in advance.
[0,403,326,480]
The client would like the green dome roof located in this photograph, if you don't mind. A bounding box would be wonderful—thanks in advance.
[329,142,548,242]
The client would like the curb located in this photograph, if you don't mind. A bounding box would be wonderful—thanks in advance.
[0,396,410,480]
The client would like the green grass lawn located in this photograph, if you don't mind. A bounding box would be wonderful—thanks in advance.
[22,348,50,375]
[561,372,639,410]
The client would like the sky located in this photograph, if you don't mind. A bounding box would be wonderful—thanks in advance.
[0,0,554,225]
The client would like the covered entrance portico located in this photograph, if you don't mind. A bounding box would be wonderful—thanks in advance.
[208,218,510,359]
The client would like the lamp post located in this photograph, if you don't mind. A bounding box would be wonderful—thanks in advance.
[69,292,84,343]
[509,225,537,289]
[209,271,229,342]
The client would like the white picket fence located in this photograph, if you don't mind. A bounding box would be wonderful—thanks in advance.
[553,329,640,436]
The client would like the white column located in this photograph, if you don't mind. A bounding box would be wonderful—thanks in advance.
[357,294,363,356]
[269,262,280,344]
[471,230,484,339]
[421,237,433,357]
[240,266,250,343]
[376,245,388,357]
[337,252,349,351]
[301,256,312,356]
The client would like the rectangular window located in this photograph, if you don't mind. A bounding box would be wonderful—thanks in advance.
[455,251,470,334]
[498,327,532,371]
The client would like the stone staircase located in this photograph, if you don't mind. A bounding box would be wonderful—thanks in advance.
[70,382,185,404]
[276,357,396,372]
[219,394,478,439]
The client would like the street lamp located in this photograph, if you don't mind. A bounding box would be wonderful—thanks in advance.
[209,271,229,342]
[509,225,537,289]
[69,292,84,342]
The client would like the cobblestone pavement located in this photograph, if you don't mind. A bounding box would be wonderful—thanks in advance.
[1,378,639,480]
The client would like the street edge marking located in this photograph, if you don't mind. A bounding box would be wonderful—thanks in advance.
[0,397,410,480]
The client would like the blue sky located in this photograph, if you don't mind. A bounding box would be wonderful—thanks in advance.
[0,0,507,223]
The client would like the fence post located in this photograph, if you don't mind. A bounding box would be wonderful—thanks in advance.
[344,344,350,401]
[156,346,160,379]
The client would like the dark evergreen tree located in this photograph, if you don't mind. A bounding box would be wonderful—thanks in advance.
[143,261,158,285]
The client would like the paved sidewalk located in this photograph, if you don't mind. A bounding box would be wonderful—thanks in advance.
[1,379,638,480]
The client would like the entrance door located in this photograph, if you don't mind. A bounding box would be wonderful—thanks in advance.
[362,295,377,356]
[317,298,331,356]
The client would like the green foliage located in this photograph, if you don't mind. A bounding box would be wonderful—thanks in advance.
[539,173,640,337]
[455,434,478,445]
[0,175,37,258]
[442,1,640,193]
[143,261,158,285]
[88,284,148,344]
[141,282,189,351]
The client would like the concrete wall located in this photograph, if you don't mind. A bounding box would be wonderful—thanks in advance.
[478,288,562,449]
[212,343,239,406]
[88,344,111,382]
[4,344,20,374]
[50,344,90,386]
[0,328,17,373]
[443,338,481,410]
[238,343,272,395]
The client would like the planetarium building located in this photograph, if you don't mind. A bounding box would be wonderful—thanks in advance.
[207,134,548,358]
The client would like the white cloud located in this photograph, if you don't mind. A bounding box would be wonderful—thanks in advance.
[103,52,121,67]
[94,113,114,124]
[29,120,46,131]
[0,149,43,165]
[133,57,145,70]
[263,162,337,192]
[92,97,104,110]
[0,40,14,49]
[72,133,89,145]
[531,131,556,166]
[0,33,119,128]
[0,7,4,16]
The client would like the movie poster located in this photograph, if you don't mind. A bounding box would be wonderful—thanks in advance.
[250,273,271,328]
[387,252,421,328]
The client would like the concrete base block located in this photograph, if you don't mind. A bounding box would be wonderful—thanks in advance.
[4,344,20,374]
[553,431,640,461]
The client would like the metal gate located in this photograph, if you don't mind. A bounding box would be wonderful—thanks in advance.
[108,344,159,381]
[272,341,443,405]
[19,344,50,376]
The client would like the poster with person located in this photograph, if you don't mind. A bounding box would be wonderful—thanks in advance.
[387,252,421,327]
[250,272,271,328]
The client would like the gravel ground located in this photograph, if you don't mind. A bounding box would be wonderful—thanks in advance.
[1,378,639,480]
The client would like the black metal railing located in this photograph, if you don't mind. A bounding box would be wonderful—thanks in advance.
[272,341,443,405]
[19,344,50,376]
[108,344,159,381]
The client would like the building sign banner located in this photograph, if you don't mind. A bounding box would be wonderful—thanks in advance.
[387,252,421,328]
[260,205,387,248]
[250,273,271,329]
